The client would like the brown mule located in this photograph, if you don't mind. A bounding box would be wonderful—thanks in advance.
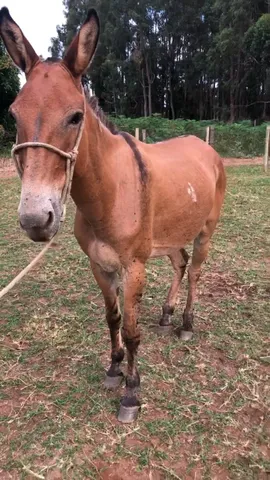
[0,7,226,423]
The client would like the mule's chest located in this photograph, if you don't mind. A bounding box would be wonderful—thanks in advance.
[89,240,121,273]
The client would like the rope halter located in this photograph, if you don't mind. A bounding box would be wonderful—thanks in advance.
[11,89,86,222]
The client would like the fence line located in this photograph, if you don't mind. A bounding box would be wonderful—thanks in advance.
[137,126,215,145]
[134,125,269,173]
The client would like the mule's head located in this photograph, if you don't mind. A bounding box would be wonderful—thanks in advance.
[0,7,99,241]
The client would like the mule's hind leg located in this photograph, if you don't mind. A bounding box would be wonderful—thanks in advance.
[158,249,189,334]
[180,164,226,340]
[90,260,124,389]
[180,219,218,341]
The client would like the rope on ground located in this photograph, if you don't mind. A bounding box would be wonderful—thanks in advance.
[0,237,55,300]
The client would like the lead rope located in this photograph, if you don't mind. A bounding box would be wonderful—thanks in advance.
[0,89,86,300]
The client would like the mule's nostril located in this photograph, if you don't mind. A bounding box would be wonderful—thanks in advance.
[19,208,55,231]
[48,211,53,223]
[45,210,54,228]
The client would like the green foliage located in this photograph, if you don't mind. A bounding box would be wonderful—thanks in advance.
[0,124,4,142]
[112,116,207,141]
[245,13,270,65]
[1,1,269,150]
[50,0,269,122]
[244,14,270,121]
[112,116,268,157]
[0,40,20,130]
[214,122,267,157]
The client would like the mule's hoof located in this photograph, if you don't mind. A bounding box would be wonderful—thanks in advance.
[155,324,174,336]
[180,330,194,341]
[104,374,123,390]
[118,403,140,423]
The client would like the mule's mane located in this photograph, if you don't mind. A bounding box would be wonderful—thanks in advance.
[86,95,146,181]
[87,94,119,135]
[45,57,60,63]
[85,93,147,181]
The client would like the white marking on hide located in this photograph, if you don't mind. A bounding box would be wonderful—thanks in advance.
[187,183,197,203]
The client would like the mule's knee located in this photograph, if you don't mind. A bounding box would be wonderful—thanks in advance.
[122,325,140,352]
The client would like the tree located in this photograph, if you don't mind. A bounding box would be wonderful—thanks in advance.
[50,0,270,121]
[0,39,20,130]
[245,13,270,119]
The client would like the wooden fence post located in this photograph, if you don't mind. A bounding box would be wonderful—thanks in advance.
[264,126,270,173]
[206,126,215,146]
[142,129,147,142]
[206,126,210,144]
[135,128,140,140]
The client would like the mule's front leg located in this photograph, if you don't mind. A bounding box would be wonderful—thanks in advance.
[118,260,145,423]
[90,261,124,389]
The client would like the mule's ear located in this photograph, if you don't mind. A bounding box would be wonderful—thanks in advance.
[0,7,39,75]
[63,9,100,78]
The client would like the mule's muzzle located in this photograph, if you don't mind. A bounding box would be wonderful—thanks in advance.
[19,195,61,242]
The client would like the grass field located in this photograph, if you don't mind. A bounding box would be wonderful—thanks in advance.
[0,166,269,480]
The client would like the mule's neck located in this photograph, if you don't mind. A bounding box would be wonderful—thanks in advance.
[70,105,123,224]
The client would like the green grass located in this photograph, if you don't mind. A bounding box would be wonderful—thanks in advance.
[0,166,269,479]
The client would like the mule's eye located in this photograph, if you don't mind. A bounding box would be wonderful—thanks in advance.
[69,112,83,125]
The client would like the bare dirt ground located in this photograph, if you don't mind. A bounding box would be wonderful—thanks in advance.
[223,157,263,167]
[0,156,264,179]
[0,158,15,178]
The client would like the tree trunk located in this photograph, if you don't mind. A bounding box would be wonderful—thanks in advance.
[221,80,226,122]
[235,53,241,120]
[263,68,270,120]
[168,73,175,120]
[145,55,152,116]
[230,62,235,123]
[113,91,118,116]
[199,77,204,120]
[218,74,222,121]
[141,68,148,117]
[212,78,216,120]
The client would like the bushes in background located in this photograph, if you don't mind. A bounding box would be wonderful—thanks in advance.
[0,118,268,159]
[112,117,268,158]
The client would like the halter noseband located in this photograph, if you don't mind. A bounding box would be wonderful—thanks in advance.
[11,89,86,221]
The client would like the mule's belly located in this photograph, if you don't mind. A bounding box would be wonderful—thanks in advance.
[151,157,216,252]
[150,246,183,258]
[152,184,214,252]
[151,215,205,257]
